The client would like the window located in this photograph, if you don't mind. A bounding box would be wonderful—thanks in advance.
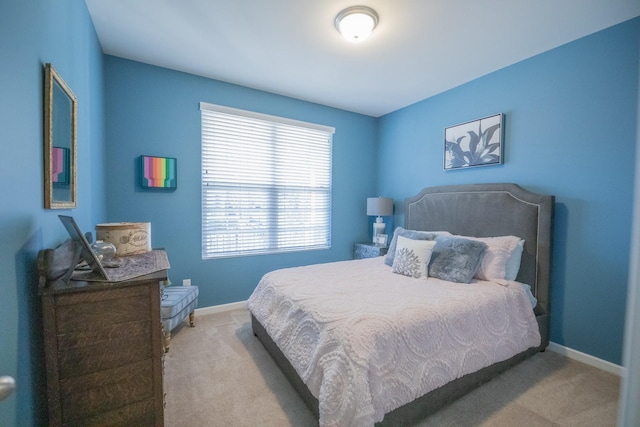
[200,102,334,259]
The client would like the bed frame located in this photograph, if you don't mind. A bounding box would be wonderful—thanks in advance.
[251,183,554,425]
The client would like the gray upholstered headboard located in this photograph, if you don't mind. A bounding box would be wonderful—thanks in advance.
[405,183,554,317]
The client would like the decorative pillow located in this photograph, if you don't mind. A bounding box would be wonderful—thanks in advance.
[459,235,522,281]
[428,236,487,283]
[505,239,525,281]
[384,227,451,267]
[392,236,437,279]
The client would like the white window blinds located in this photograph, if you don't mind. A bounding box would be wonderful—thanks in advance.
[200,102,334,259]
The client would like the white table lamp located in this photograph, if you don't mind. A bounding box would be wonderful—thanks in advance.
[367,197,393,243]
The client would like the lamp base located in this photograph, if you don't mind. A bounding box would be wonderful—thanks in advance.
[372,220,385,244]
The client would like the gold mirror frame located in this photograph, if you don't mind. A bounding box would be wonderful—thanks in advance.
[44,63,77,209]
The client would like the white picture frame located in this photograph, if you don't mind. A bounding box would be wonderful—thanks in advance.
[374,233,388,247]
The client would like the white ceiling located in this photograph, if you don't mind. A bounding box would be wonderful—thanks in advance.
[85,0,639,117]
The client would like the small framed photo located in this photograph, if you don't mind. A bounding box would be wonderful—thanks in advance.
[374,233,388,247]
[139,155,177,189]
[444,113,504,170]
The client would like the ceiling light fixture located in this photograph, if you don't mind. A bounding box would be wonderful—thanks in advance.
[334,6,379,42]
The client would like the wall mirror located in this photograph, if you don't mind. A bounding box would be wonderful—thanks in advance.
[44,63,77,209]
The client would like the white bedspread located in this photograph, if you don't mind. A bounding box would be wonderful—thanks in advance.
[247,257,540,427]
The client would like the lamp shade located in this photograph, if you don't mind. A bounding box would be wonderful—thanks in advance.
[367,197,393,217]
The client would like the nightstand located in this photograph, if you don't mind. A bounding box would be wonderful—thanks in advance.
[353,242,388,259]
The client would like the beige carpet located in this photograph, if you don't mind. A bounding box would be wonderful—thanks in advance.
[163,308,620,426]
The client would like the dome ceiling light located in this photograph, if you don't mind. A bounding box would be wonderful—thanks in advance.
[334,6,379,42]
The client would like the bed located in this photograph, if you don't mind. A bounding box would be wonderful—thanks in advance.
[248,183,554,426]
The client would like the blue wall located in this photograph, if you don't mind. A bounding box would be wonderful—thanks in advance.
[0,0,106,425]
[378,18,640,365]
[103,56,378,307]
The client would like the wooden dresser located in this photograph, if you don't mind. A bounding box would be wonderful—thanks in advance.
[38,243,166,426]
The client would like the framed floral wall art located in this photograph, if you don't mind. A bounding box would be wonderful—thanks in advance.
[444,113,504,170]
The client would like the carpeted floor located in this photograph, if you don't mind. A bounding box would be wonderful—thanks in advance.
[163,308,620,426]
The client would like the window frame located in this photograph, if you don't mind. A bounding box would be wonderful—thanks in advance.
[200,102,335,259]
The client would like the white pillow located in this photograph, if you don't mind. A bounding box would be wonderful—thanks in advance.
[505,239,525,281]
[392,236,437,279]
[459,235,522,281]
[519,282,538,308]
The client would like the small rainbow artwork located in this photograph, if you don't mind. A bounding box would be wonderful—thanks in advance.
[52,146,70,185]
[140,155,177,189]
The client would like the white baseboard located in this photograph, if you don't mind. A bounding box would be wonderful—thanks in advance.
[194,302,623,377]
[195,300,247,316]
[548,341,622,376]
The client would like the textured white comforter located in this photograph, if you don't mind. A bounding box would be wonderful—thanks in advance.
[247,257,540,427]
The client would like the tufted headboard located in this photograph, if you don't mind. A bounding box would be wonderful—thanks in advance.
[405,183,554,320]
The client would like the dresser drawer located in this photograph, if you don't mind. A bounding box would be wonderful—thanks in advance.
[59,360,153,422]
[57,331,152,378]
[54,286,151,333]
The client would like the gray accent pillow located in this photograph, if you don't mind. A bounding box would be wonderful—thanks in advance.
[428,236,488,283]
[384,227,442,266]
